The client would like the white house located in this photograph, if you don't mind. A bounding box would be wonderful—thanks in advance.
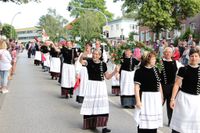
[103,18,139,41]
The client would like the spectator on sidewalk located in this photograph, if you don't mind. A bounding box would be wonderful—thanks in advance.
[0,40,12,93]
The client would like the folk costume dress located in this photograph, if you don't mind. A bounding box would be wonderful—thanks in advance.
[170,65,200,133]
[134,66,163,132]
[34,43,41,66]
[80,59,109,129]
[76,53,92,103]
[49,47,61,80]
[111,64,120,96]
[160,59,177,125]
[40,45,50,71]
[60,46,78,98]
[120,57,140,107]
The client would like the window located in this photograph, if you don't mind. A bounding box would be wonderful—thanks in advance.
[116,24,119,30]
[130,24,134,30]
[111,25,114,30]
[146,32,150,41]
[190,23,196,31]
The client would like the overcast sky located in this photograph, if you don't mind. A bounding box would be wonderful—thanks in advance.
[0,0,123,29]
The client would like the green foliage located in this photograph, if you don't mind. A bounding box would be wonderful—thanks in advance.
[179,28,193,40]
[123,0,200,39]
[69,0,113,22]
[128,31,138,41]
[79,11,101,42]
[37,8,68,42]
[0,0,41,4]
[1,24,17,39]
[108,41,153,64]
[68,0,113,44]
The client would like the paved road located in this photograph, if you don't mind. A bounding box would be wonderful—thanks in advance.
[0,51,171,133]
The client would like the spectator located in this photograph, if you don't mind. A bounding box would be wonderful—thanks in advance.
[0,40,12,93]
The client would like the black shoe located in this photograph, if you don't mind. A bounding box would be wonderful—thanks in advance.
[102,128,111,133]
[70,95,73,98]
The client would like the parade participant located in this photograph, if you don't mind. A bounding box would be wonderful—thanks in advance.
[120,48,140,108]
[34,42,41,66]
[160,47,178,126]
[49,43,61,80]
[0,41,12,93]
[94,40,107,63]
[80,49,118,133]
[170,48,200,133]
[40,42,50,72]
[60,41,78,98]
[111,64,120,96]
[75,42,92,103]
[134,51,163,133]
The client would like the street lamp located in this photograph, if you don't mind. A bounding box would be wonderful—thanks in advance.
[67,5,108,26]
[11,12,21,39]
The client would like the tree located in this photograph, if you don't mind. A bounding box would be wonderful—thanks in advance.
[37,8,68,42]
[79,11,102,42]
[68,0,113,29]
[1,24,17,39]
[123,0,200,39]
[0,0,40,4]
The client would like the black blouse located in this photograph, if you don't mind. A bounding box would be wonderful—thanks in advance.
[86,59,107,81]
[160,60,177,85]
[61,47,78,64]
[121,57,140,71]
[178,65,200,95]
[134,66,161,92]
[50,47,59,57]
[40,45,49,53]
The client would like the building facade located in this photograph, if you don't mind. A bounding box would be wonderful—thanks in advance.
[103,18,139,41]
[16,27,41,43]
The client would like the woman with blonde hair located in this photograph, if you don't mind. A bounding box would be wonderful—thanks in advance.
[0,41,12,93]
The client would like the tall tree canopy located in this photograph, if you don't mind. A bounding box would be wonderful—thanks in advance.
[123,0,200,38]
[1,24,17,39]
[38,8,68,42]
[68,0,113,42]
[0,0,40,4]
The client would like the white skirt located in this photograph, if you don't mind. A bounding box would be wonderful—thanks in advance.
[50,57,61,73]
[43,53,50,67]
[170,91,200,133]
[112,74,120,86]
[120,70,135,95]
[134,92,163,129]
[80,80,109,115]
[61,63,75,88]
[34,51,41,61]
[78,66,88,96]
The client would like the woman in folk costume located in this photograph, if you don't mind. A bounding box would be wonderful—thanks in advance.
[60,41,78,98]
[170,48,200,133]
[160,47,182,126]
[40,42,50,72]
[134,51,163,133]
[34,42,41,66]
[49,43,61,80]
[80,49,119,133]
[75,42,92,103]
[111,64,120,96]
[120,48,140,108]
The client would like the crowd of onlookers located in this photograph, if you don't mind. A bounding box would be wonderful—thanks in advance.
[0,35,23,93]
